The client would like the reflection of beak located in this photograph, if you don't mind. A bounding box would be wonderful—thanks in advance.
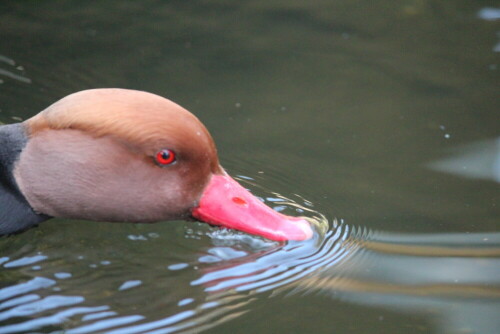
[192,174,313,241]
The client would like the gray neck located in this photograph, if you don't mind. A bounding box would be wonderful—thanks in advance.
[0,123,49,235]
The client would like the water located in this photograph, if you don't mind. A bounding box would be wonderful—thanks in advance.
[1,2,499,333]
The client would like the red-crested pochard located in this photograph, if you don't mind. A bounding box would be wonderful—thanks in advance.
[0,89,312,241]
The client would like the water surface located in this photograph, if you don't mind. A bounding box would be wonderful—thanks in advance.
[1,2,499,333]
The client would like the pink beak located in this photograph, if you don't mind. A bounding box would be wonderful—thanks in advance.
[192,174,313,241]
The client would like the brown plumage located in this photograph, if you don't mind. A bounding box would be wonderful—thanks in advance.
[1,88,312,241]
[27,89,221,173]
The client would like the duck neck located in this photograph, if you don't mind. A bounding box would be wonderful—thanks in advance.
[0,123,49,235]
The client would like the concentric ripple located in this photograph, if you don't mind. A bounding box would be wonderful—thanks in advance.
[0,176,342,334]
[1,176,499,333]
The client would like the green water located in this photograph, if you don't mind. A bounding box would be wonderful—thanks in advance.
[1,2,499,333]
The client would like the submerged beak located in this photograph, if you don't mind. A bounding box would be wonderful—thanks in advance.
[192,173,313,241]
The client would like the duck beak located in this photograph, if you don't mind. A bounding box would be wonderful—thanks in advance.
[191,173,313,241]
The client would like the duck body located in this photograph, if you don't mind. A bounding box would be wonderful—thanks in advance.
[0,123,49,234]
[0,89,312,241]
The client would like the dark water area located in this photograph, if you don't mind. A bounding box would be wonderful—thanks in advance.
[1,1,499,333]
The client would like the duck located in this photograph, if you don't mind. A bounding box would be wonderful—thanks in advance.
[0,88,312,241]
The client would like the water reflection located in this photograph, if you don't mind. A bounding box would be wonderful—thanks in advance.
[0,54,32,85]
[428,137,500,183]
[1,179,498,333]
[294,230,500,334]
[477,7,500,21]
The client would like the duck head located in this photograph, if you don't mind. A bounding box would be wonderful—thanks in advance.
[0,89,312,241]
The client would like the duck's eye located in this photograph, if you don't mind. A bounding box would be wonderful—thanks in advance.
[155,149,176,166]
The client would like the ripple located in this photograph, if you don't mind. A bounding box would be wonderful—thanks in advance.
[0,55,32,84]
[3,255,47,268]
[118,280,143,291]
[0,277,55,301]
[0,177,498,334]
[0,177,333,333]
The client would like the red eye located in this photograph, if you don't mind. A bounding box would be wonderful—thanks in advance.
[155,149,176,166]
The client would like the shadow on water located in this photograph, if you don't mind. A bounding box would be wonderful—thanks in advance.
[1,176,498,334]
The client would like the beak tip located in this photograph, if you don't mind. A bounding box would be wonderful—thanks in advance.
[289,218,314,241]
[193,173,315,242]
